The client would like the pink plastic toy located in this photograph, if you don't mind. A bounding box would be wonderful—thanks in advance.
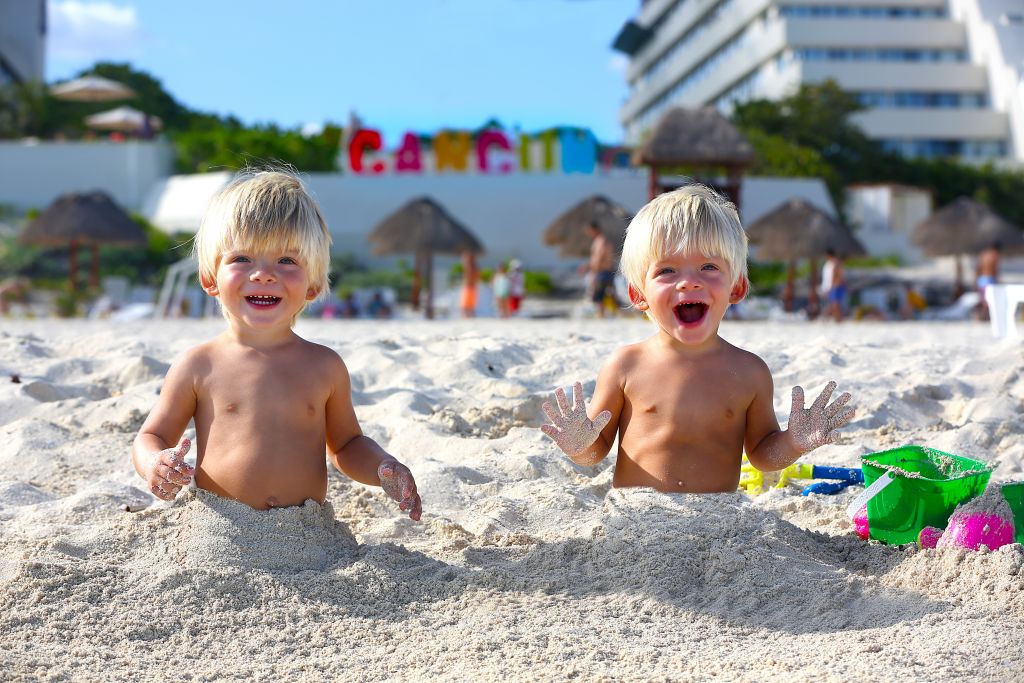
[853,505,870,540]
[917,487,1016,551]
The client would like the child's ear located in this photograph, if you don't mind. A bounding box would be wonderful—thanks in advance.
[305,286,320,301]
[729,276,749,304]
[199,273,218,297]
[628,283,649,310]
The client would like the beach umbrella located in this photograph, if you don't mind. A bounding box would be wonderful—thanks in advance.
[912,197,1024,297]
[368,196,484,319]
[634,106,755,203]
[20,191,147,291]
[50,75,136,102]
[543,195,631,258]
[746,198,866,313]
[85,106,162,133]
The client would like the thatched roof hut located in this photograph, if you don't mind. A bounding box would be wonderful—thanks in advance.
[20,191,146,290]
[543,195,631,258]
[634,107,756,168]
[747,198,866,261]
[368,197,483,257]
[367,197,484,319]
[633,106,755,206]
[911,197,1024,257]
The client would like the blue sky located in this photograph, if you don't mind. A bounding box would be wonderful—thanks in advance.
[46,0,633,143]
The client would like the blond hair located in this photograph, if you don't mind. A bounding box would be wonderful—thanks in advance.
[193,169,332,322]
[620,184,748,294]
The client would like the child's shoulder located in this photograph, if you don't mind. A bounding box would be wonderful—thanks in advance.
[294,337,347,370]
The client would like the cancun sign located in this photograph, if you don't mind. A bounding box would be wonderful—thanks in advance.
[344,126,630,176]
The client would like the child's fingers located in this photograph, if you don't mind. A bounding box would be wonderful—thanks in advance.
[591,410,612,433]
[825,392,852,417]
[790,386,805,416]
[811,381,837,413]
[409,494,422,521]
[175,437,191,458]
[829,407,856,431]
[555,387,572,415]
[540,424,559,439]
[541,401,563,425]
[572,382,586,413]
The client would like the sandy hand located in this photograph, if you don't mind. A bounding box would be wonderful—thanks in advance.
[147,438,194,501]
[378,460,422,521]
[540,382,611,459]
[787,381,855,453]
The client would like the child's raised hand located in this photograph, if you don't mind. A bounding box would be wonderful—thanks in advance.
[146,438,194,501]
[787,381,854,452]
[378,460,422,521]
[540,382,611,458]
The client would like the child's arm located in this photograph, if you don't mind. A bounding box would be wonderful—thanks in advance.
[131,353,198,501]
[540,353,625,466]
[746,361,854,471]
[324,352,422,521]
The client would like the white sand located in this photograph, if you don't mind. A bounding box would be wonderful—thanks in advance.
[0,318,1022,681]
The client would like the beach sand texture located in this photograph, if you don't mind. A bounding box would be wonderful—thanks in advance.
[1,318,1022,681]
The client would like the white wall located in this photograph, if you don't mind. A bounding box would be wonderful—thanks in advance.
[142,171,838,269]
[0,140,174,211]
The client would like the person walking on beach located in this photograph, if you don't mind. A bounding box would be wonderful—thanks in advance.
[130,170,422,519]
[541,185,855,493]
[975,241,1001,319]
[507,259,525,315]
[492,262,511,318]
[821,249,847,322]
[583,221,619,318]
[460,249,480,318]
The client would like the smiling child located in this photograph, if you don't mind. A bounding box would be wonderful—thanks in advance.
[130,170,422,518]
[540,184,855,492]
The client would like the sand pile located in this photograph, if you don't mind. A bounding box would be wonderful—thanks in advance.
[0,319,1022,680]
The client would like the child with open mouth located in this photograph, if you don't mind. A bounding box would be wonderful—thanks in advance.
[541,184,855,493]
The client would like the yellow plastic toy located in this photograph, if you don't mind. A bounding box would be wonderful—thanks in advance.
[739,456,814,495]
[739,455,863,496]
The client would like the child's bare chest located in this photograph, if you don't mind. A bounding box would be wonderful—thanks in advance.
[202,360,328,423]
[625,362,752,432]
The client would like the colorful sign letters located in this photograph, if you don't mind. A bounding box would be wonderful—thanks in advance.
[344,126,616,176]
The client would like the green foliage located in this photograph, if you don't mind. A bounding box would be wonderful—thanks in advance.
[523,270,553,296]
[746,261,788,296]
[173,124,342,173]
[331,252,413,303]
[98,215,191,284]
[733,80,1024,227]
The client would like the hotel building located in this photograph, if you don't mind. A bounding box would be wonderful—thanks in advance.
[0,0,46,86]
[614,0,1024,165]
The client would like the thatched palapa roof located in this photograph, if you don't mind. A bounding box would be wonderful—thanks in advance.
[746,198,866,260]
[543,195,631,258]
[634,107,755,167]
[20,191,146,247]
[368,197,484,256]
[911,197,1024,256]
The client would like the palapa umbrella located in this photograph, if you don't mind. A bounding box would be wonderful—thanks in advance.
[50,75,136,102]
[635,106,754,204]
[20,191,147,291]
[368,197,484,318]
[543,195,631,258]
[746,198,866,313]
[85,106,162,133]
[912,197,1024,297]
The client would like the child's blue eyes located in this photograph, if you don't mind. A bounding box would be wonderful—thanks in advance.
[228,256,298,265]
[654,264,719,275]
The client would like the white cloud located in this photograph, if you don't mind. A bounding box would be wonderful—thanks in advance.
[608,54,629,75]
[48,1,143,62]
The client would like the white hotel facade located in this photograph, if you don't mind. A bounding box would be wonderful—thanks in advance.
[614,0,1024,165]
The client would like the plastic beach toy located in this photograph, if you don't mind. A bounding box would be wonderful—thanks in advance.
[917,485,1016,551]
[738,456,863,496]
[1001,481,1024,545]
[858,445,991,545]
